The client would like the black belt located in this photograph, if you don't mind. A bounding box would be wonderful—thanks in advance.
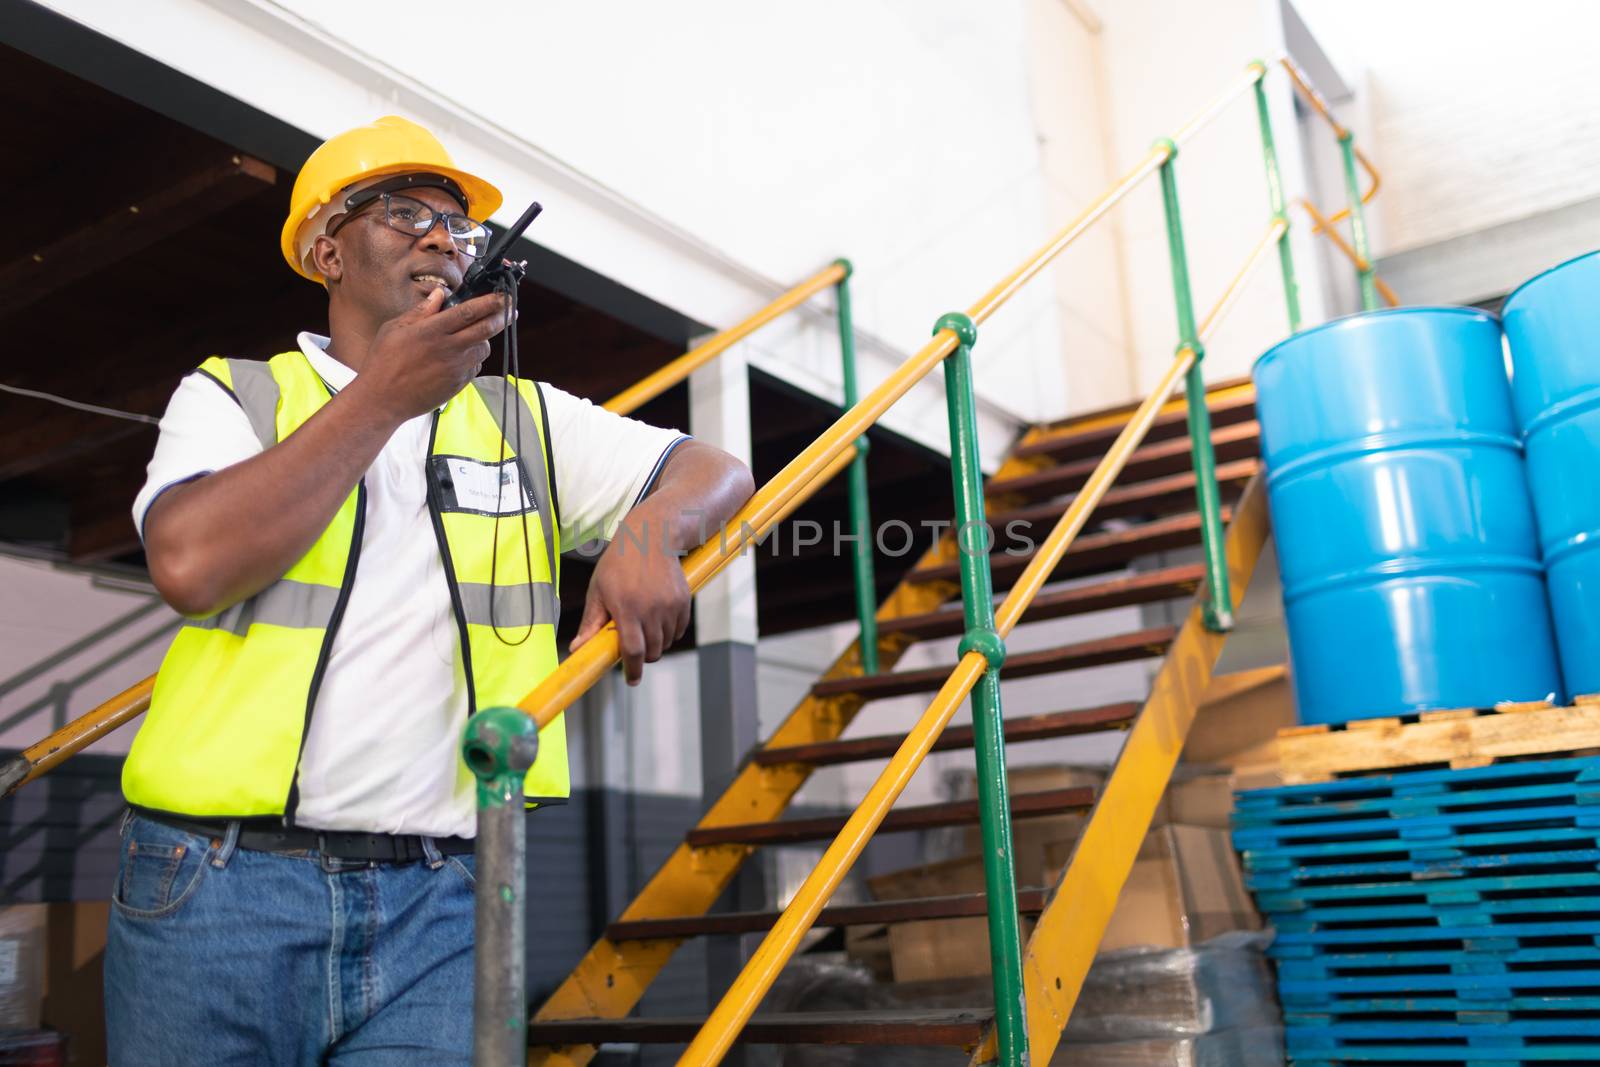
[141,811,476,862]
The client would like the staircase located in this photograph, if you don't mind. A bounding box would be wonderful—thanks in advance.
[0,54,1374,1067]
[526,378,1272,1063]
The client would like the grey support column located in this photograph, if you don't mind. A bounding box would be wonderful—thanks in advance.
[688,340,767,1035]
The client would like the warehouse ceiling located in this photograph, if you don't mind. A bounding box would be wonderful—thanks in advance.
[0,37,950,641]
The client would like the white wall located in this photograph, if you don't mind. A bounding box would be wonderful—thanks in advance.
[1295,0,1600,257]
[1095,0,1326,394]
[1025,0,1140,415]
[0,555,176,757]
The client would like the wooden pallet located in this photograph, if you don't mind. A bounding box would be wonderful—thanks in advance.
[1276,695,1600,783]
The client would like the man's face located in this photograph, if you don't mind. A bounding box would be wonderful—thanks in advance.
[316,184,471,325]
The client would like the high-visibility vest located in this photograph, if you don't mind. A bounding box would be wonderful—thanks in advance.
[122,350,567,819]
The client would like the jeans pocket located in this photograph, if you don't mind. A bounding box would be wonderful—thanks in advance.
[112,819,211,919]
[444,855,476,888]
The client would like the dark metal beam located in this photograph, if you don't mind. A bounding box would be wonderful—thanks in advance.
[0,153,276,320]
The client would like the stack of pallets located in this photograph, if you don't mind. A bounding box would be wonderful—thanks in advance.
[1232,754,1600,1066]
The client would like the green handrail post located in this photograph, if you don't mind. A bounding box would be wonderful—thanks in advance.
[462,706,539,1066]
[932,310,1027,1066]
[1154,138,1235,633]
[836,258,880,676]
[1338,131,1381,311]
[1250,60,1303,333]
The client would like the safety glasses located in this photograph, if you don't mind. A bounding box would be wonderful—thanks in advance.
[330,191,493,259]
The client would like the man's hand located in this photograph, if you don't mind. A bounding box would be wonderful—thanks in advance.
[355,288,512,422]
[566,440,755,685]
[570,527,692,685]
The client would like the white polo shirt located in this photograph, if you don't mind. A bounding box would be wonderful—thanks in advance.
[133,333,685,838]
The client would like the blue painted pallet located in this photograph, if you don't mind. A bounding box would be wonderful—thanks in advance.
[1289,1047,1600,1066]
[1279,966,1600,1000]
[1286,1023,1600,1055]
[1237,755,1600,813]
[1284,995,1600,1019]
[1235,776,1600,831]
[1245,845,1600,890]
[1287,1019,1600,1045]
[1275,945,1600,978]
[1273,918,1600,952]
[1241,826,1600,871]
[1271,893,1600,931]
[1233,802,1600,852]
[1256,870,1600,913]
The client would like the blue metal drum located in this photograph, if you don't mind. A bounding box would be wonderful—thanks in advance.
[1502,250,1600,697]
[1254,308,1563,725]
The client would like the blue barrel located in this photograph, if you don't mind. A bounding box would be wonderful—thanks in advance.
[1254,308,1563,725]
[1502,250,1600,697]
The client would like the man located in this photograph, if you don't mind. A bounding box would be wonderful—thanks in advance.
[105,116,753,1064]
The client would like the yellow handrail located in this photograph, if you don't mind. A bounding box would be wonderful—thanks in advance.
[679,224,1284,1067]
[0,677,153,795]
[602,261,847,415]
[1298,197,1401,306]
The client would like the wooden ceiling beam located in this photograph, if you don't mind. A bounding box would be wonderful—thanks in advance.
[0,153,277,321]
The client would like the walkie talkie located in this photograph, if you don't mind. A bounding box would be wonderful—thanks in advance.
[444,198,545,646]
[442,200,543,308]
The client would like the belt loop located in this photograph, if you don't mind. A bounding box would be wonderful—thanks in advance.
[316,833,341,874]
[421,836,445,870]
[211,821,241,869]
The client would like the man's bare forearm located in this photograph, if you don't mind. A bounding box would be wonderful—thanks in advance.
[143,375,406,617]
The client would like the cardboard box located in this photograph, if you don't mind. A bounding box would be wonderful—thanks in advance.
[868,822,1260,979]
[867,855,1037,983]
[956,765,1100,883]
[1161,769,1281,830]
[843,923,893,982]
[41,901,109,1067]
[1181,664,1295,770]
[0,905,46,1031]
[1045,825,1260,952]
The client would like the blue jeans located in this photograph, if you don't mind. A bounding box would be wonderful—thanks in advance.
[105,812,477,1066]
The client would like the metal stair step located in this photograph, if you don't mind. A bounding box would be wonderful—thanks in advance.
[1013,387,1256,465]
[908,509,1231,588]
[607,886,1051,941]
[684,786,1094,847]
[527,1009,993,1047]
[810,626,1177,702]
[985,458,1257,532]
[985,419,1260,501]
[754,702,1140,768]
[877,564,1205,642]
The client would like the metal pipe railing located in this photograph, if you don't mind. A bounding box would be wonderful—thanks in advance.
[679,224,1283,1065]
[835,259,881,675]
[934,309,1025,1062]
[1251,60,1303,333]
[601,262,847,415]
[1298,198,1401,307]
[1279,55,1387,310]
[1154,139,1234,632]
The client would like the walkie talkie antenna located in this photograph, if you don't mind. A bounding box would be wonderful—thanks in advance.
[443,200,543,308]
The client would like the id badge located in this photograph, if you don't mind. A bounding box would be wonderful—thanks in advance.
[430,455,536,517]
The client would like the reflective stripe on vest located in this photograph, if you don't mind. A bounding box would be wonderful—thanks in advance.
[123,351,566,818]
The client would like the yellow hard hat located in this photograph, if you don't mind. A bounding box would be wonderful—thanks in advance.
[281,115,503,282]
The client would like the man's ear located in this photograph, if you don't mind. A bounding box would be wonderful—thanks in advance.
[310,234,344,284]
